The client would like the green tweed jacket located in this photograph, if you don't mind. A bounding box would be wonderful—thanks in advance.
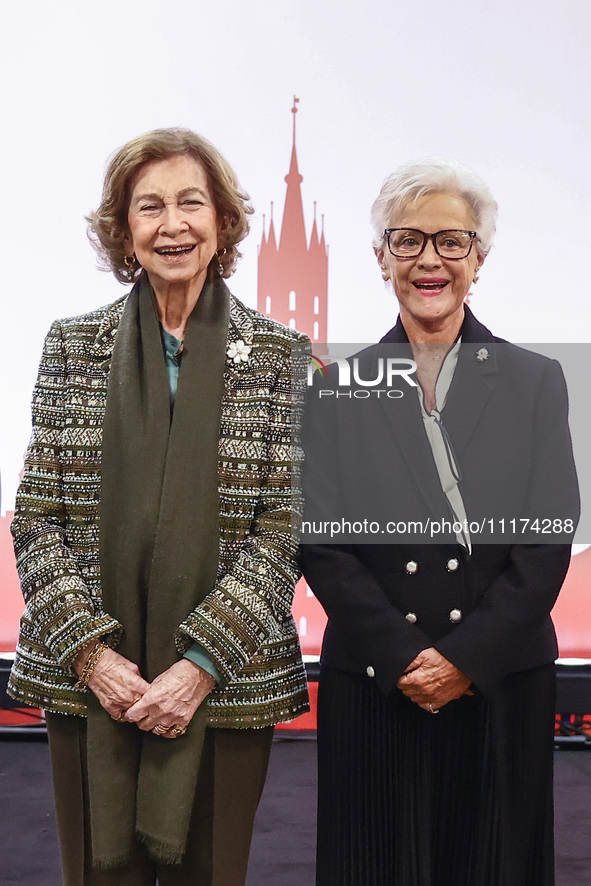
[8,290,310,727]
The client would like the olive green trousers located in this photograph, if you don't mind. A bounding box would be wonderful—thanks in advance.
[46,713,274,886]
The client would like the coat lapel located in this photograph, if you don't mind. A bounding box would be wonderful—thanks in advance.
[441,306,499,456]
[372,307,501,512]
[441,344,497,456]
[91,294,128,366]
[370,321,449,519]
[223,292,254,397]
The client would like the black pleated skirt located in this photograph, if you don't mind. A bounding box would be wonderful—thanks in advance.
[316,664,555,886]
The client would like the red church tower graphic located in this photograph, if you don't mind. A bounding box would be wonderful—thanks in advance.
[257,100,329,719]
[257,97,328,344]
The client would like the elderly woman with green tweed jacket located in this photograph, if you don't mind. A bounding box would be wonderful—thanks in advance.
[8,128,309,886]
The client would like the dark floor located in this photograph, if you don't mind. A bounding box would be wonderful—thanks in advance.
[0,733,589,886]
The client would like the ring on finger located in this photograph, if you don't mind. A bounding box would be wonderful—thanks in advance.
[428,703,440,714]
[153,723,169,735]
[170,725,187,737]
[114,710,127,722]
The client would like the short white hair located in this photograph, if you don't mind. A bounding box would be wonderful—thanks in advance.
[371,156,498,258]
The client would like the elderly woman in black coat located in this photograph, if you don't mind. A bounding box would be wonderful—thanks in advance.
[301,157,579,886]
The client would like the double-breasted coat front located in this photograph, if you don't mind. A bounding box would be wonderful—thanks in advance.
[301,305,579,885]
[301,306,579,696]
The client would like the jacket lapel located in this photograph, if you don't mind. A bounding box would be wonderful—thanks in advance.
[441,306,499,456]
[372,307,501,513]
[370,320,449,519]
[223,293,254,398]
[91,294,128,368]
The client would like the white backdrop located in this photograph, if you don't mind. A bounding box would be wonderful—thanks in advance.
[1,0,590,511]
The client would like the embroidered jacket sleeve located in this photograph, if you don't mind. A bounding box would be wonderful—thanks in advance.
[11,320,123,668]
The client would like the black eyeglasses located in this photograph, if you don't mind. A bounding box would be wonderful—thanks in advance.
[384,228,477,260]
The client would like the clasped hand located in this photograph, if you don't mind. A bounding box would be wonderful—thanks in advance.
[396,647,472,712]
[74,646,215,738]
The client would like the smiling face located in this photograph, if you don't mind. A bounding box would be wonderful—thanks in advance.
[377,192,485,341]
[124,154,220,295]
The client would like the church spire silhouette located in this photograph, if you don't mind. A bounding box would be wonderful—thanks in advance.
[279,97,306,252]
[258,97,328,343]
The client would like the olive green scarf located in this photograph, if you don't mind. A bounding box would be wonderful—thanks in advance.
[88,275,229,867]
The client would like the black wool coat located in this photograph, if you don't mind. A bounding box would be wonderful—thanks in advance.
[300,307,580,697]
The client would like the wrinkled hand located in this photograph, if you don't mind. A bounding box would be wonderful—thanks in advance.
[125,659,216,738]
[397,647,472,712]
[74,644,150,720]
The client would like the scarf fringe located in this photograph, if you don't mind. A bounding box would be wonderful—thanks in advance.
[92,851,135,870]
[136,828,185,865]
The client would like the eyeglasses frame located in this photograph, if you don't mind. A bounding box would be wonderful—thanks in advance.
[384,228,478,260]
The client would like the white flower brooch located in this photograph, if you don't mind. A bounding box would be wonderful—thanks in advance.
[227,339,251,365]
[476,347,489,362]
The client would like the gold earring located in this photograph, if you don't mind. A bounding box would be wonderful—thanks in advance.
[216,248,227,276]
[123,255,136,281]
[381,266,390,281]
[473,272,479,284]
